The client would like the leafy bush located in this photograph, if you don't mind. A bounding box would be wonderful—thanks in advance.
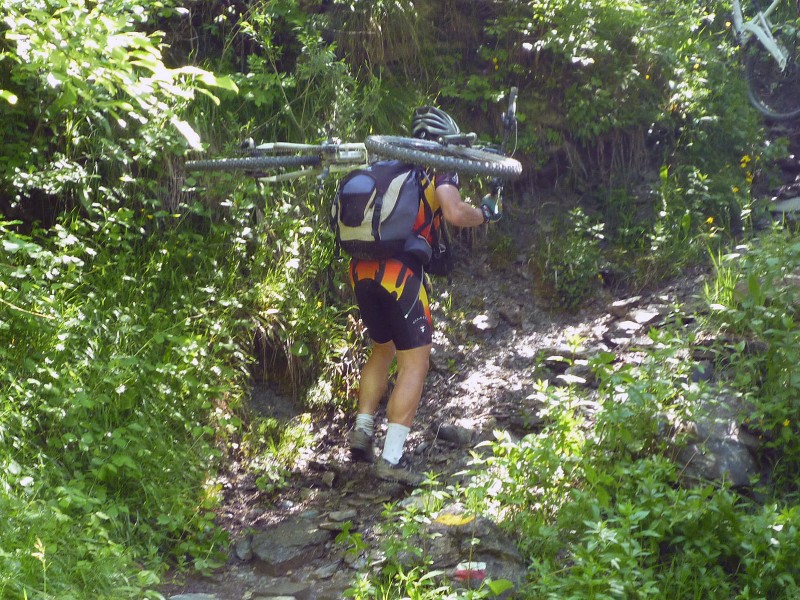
[706,231,800,493]
[1,0,236,215]
[0,204,259,596]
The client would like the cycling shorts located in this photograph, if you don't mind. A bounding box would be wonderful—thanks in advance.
[349,256,432,350]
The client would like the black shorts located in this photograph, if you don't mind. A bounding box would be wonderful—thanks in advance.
[350,257,432,350]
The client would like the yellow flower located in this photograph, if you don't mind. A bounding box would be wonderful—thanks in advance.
[645,73,650,80]
[740,155,752,167]
[732,186,740,193]
[706,217,714,225]
[784,419,791,427]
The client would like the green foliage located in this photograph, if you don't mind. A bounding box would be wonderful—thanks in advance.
[242,413,313,496]
[425,328,800,599]
[705,231,800,492]
[0,204,256,595]
[617,164,722,287]
[530,207,605,310]
[1,0,236,211]
[453,0,766,301]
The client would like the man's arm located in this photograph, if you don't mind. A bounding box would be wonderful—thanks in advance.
[436,184,485,228]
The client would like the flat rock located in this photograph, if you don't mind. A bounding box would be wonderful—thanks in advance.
[328,509,357,522]
[251,521,332,575]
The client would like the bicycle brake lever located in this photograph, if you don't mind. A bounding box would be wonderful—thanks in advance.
[503,87,518,131]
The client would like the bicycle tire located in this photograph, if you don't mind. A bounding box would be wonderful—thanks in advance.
[185,154,321,172]
[742,2,800,120]
[365,136,523,179]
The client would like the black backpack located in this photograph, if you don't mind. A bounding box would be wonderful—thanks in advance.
[331,160,455,279]
[331,160,432,263]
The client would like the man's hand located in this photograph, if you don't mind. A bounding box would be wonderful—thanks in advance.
[480,194,501,223]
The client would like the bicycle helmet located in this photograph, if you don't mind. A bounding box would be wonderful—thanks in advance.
[411,106,461,140]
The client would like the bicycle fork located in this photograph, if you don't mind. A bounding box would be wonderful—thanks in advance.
[736,0,790,70]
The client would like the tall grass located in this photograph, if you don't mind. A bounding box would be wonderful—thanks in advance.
[0,204,255,597]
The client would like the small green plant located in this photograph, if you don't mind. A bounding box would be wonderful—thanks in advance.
[487,233,516,269]
[31,538,48,597]
[242,414,314,496]
[530,207,604,310]
[335,522,368,560]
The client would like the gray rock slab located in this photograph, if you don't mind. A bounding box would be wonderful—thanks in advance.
[251,521,332,575]
[677,438,758,488]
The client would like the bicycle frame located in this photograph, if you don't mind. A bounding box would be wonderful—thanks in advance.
[732,0,790,70]
[253,141,369,182]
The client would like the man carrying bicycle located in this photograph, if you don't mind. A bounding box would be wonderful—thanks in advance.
[347,106,501,486]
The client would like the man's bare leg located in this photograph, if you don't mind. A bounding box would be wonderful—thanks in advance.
[357,340,396,416]
[381,343,431,465]
[385,344,432,427]
[350,341,395,462]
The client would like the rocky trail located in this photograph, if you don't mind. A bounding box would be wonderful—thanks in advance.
[159,215,710,600]
[161,123,800,600]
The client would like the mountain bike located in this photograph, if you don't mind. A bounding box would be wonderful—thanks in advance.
[731,0,800,120]
[185,88,522,182]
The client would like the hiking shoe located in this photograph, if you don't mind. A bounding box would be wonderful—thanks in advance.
[374,457,425,487]
[349,428,374,463]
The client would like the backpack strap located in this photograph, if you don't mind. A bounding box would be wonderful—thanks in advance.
[412,168,435,239]
[370,186,383,239]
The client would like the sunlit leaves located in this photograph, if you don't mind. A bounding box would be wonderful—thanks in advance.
[0,90,18,105]
[0,0,238,205]
[0,207,252,594]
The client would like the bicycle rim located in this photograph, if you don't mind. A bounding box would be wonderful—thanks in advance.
[185,154,321,172]
[743,4,800,120]
[365,136,523,179]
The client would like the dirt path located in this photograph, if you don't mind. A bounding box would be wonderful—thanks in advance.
[149,198,566,595]
[159,193,710,600]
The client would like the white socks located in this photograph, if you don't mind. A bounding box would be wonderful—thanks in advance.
[381,423,410,465]
[354,415,410,465]
[355,413,374,436]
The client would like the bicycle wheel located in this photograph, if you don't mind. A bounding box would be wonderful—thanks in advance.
[185,154,321,172]
[742,1,800,120]
[365,136,523,179]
